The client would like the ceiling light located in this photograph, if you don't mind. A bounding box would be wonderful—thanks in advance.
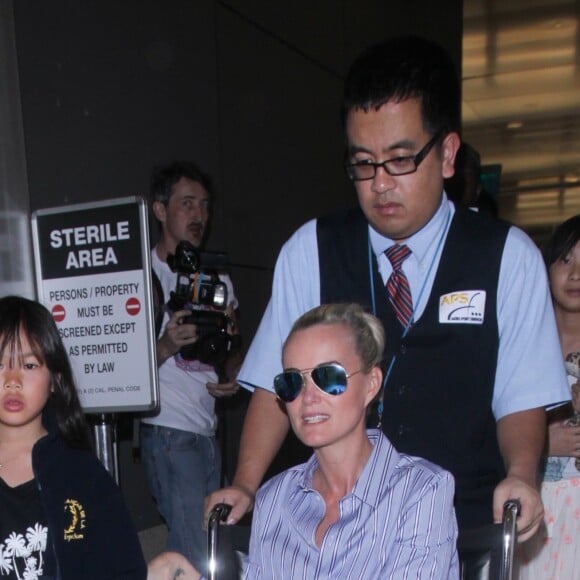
[507,121,523,130]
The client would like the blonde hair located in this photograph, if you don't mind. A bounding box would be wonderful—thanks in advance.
[285,303,384,371]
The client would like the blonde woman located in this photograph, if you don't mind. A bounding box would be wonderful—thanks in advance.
[150,303,458,579]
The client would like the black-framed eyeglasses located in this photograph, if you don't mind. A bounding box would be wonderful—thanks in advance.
[273,362,362,403]
[345,128,446,181]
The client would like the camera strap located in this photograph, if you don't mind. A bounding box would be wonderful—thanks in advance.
[151,268,165,338]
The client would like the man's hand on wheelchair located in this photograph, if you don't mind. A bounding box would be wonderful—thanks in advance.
[493,475,544,543]
[204,484,254,527]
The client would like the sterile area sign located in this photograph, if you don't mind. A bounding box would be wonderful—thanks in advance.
[32,196,159,413]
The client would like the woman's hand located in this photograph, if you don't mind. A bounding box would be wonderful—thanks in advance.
[147,552,201,580]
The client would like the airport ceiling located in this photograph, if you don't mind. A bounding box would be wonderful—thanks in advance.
[462,0,580,233]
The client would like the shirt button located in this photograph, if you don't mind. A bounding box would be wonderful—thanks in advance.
[398,384,406,395]
[400,344,407,355]
[397,424,405,436]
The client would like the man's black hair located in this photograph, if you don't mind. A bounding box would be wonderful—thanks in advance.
[342,35,461,136]
[150,160,213,205]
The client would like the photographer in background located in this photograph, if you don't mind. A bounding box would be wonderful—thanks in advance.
[141,161,240,575]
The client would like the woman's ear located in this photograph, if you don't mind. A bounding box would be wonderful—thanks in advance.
[365,366,383,406]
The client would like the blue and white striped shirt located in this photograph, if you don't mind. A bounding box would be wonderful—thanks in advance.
[245,429,459,579]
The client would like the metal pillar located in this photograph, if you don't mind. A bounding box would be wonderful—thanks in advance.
[93,413,119,484]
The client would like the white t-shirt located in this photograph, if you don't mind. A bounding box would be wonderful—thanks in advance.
[142,248,238,436]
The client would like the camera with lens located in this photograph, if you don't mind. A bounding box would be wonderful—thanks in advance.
[166,240,233,368]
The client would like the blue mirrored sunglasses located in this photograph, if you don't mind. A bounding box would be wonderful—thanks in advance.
[273,363,362,403]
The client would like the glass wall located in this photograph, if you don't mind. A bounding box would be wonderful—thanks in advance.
[0,0,34,298]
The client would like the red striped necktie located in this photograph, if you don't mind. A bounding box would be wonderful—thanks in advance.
[385,244,413,327]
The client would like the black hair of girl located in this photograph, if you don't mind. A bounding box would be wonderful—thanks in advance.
[546,215,580,267]
[0,295,92,449]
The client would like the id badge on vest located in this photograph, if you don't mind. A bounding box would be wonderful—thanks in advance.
[439,290,486,324]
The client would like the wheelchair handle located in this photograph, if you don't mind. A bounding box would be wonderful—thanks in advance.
[500,499,520,580]
[208,503,232,580]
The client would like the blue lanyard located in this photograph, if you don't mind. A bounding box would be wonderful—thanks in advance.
[370,208,452,429]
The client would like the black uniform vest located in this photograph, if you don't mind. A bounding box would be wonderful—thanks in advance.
[317,206,510,530]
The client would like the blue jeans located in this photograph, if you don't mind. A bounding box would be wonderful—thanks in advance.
[140,424,221,575]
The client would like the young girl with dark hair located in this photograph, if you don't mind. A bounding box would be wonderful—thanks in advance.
[519,215,580,578]
[0,295,146,580]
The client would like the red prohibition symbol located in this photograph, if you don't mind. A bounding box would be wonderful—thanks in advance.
[125,297,141,316]
[51,304,66,322]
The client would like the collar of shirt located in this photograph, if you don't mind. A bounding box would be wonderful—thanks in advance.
[297,429,399,509]
[369,192,453,268]
[368,193,455,319]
